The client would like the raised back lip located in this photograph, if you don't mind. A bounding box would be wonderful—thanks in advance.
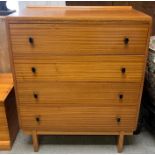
[26,6,133,10]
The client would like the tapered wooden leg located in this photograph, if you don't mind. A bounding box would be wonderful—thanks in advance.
[32,130,39,152]
[117,132,124,153]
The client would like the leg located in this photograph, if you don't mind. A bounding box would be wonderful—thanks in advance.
[117,132,124,153]
[32,130,39,152]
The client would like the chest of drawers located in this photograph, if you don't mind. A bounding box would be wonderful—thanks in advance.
[6,6,151,152]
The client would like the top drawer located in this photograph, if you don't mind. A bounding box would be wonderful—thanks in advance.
[9,23,148,55]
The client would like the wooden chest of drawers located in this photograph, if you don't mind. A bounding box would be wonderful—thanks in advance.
[6,6,152,152]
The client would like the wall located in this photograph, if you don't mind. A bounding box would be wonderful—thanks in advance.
[0,17,10,73]
[18,1,65,10]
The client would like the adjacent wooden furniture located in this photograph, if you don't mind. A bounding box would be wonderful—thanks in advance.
[0,73,19,150]
[6,6,152,152]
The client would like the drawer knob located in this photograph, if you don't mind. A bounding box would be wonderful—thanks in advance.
[31,67,36,74]
[35,116,40,123]
[28,36,34,44]
[116,117,121,123]
[124,37,129,45]
[119,94,123,100]
[121,67,126,74]
[33,93,38,99]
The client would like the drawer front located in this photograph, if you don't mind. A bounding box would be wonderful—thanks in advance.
[10,23,148,55]
[14,56,144,82]
[20,105,137,132]
[17,82,141,106]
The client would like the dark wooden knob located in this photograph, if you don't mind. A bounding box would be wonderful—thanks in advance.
[121,67,126,74]
[116,117,121,123]
[35,116,40,123]
[31,67,36,73]
[119,94,123,100]
[33,93,38,99]
[28,36,34,44]
[124,37,129,45]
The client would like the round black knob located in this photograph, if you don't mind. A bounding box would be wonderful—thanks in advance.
[121,67,126,74]
[33,93,38,99]
[28,36,34,44]
[31,67,36,73]
[35,117,40,123]
[124,37,129,45]
[119,94,123,100]
[116,117,121,123]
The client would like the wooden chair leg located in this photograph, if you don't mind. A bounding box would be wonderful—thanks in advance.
[32,130,39,152]
[117,132,124,153]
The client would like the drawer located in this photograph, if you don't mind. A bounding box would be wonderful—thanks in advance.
[17,82,141,106]
[10,23,148,55]
[20,105,137,133]
[14,55,144,82]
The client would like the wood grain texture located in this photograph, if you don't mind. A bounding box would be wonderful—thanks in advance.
[66,2,113,6]
[66,2,155,35]
[14,55,144,82]
[0,104,10,142]
[0,141,11,150]
[17,82,141,106]
[0,84,13,102]
[0,74,13,148]
[6,6,152,152]
[117,131,124,153]
[34,131,133,136]
[13,55,145,63]
[32,130,39,152]
[0,74,19,150]
[20,105,137,133]
[10,23,148,55]
[6,6,151,22]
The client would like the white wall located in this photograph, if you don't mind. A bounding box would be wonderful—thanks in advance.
[7,0,19,12]
[18,1,66,10]
[0,17,11,72]
[7,1,66,11]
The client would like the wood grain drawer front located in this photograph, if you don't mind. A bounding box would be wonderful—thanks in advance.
[20,105,137,132]
[10,23,148,55]
[17,82,141,106]
[14,60,144,82]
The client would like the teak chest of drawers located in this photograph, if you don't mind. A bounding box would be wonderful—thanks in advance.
[6,6,152,152]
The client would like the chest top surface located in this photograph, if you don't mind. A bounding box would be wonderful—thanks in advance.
[6,6,151,23]
[0,73,13,103]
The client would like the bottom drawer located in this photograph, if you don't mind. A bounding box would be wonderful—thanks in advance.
[20,105,137,133]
